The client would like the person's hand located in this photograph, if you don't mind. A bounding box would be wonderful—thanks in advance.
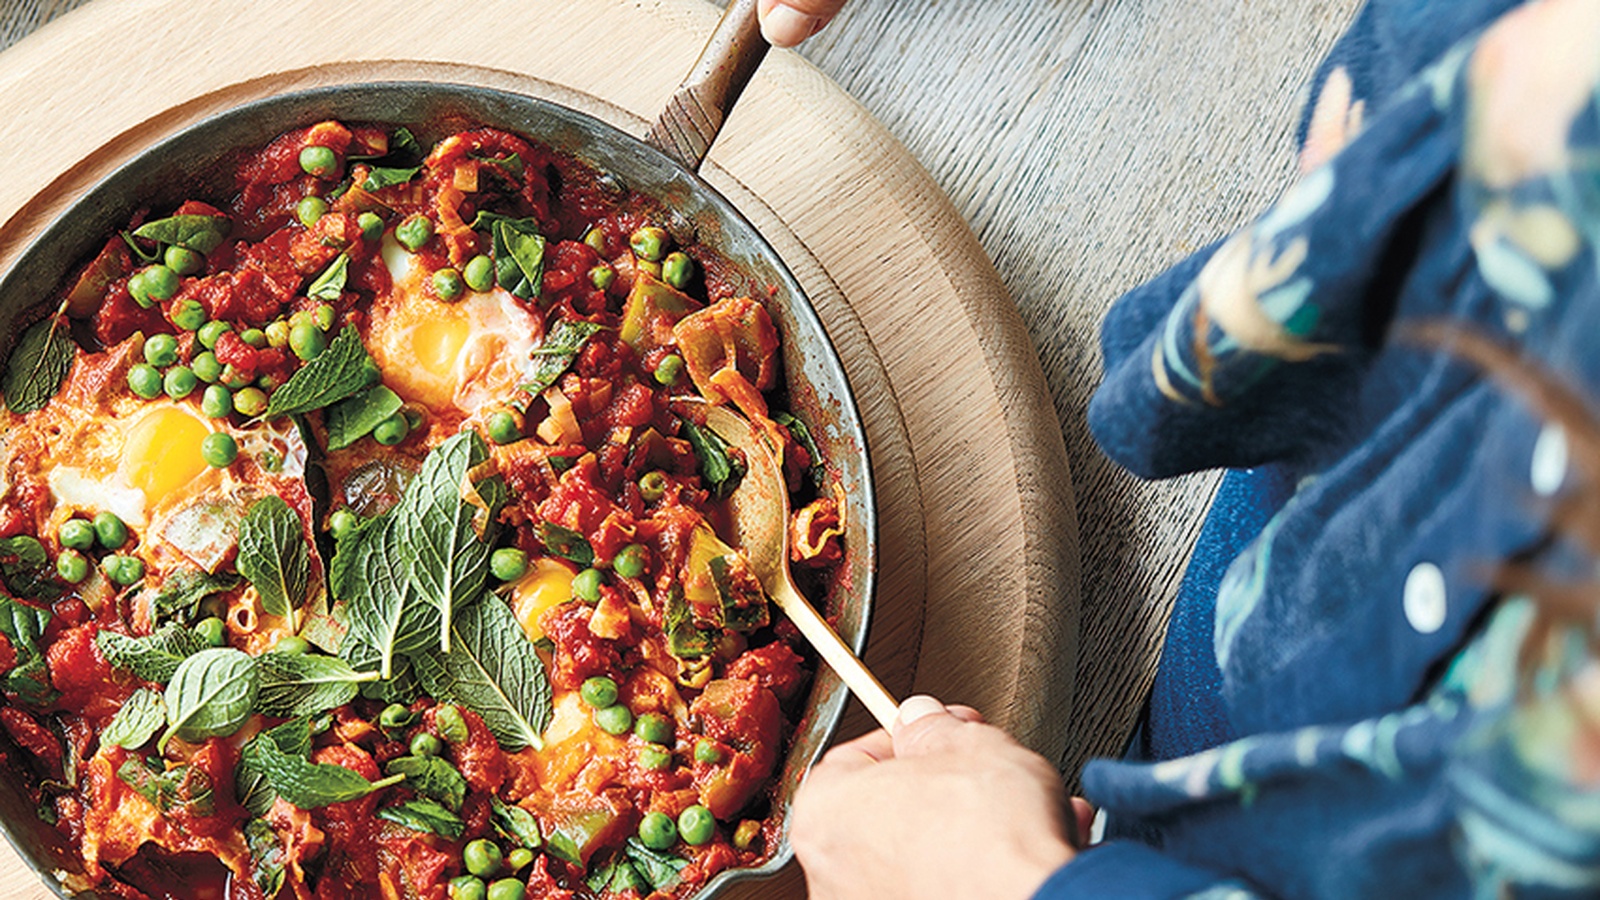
[791,695,1085,900]
[757,0,846,48]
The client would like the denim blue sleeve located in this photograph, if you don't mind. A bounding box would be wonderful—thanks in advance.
[1031,842,1248,900]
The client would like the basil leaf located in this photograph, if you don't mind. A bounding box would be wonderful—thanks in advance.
[681,419,745,500]
[362,166,421,191]
[376,798,463,838]
[251,735,394,810]
[116,758,215,816]
[101,688,165,750]
[336,515,438,679]
[236,718,314,816]
[624,838,689,891]
[412,596,551,752]
[150,569,239,628]
[474,214,546,300]
[0,536,60,600]
[306,253,349,301]
[131,214,229,254]
[384,755,467,812]
[3,316,75,415]
[265,327,378,418]
[325,385,403,451]
[161,648,258,748]
[245,818,287,900]
[256,652,377,718]
[536,522,593,567]
[237,496,311,627]
[0,596,54,705]
[96,623,207,684]
[518,319,605,400]
[490,796,543,848]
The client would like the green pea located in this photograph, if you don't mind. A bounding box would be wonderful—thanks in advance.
[433,268,464,302]
[638,471,668,502]
[299,145,339,178]
[637,745,672,771]
[103,554,144,587]
[378,703,414,730]
[661,252,694,289]
[55,549,88,584]
[127,364,163,400]
[485,879,524,900]
[504,848,534,872]
[127,270,153,308]
[434,704,469,744]
[200,384,233,419]
[58,519,95,552]
[463,254,494,292]
[373,413,409,446]
[195,617,227,648]
[233,387,268,418]
[402,406,425,430]
[289,320,326,361]
[448,875,485,900]
[93,511,128,550]
[395,214,434,251]
[653,354,684,386]
[296,196,328,227]
[358,212,384,242]
[462,838,503,878]
[201,432,238,468]
[329,508,359,541]
[314,304,336,331]
[163,366,197,400]
[197,320,231,350]
[589,265,615,291]
[613,543,648,579]
[678,805,715,846]
[633,712,673,746]
[171,299,207,331]
[486,411,520,445]
[637,811,677,850]
[142,265,180,303]
[164,245,203,277]
[630,226,668,263]
[583,226,607,254]
[265,320,290,349]
[275,635,310,655]
[594,704,633,736]
[410,732,443,758]
[580,676,618,709]
[143,333,180,368]
[257,448,283,473]
[191,351,223,384]
[239,328,267,348]
[489,547,528,582]
[571,568,603,603]
[220,364,250,390]
[694,739,723,764]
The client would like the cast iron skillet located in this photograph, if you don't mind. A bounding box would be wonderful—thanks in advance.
[0,1,875,897]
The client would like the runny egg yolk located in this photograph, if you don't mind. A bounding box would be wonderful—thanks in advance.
[118,405,211,506]
[511,557,580,641]
[406,316,472,409]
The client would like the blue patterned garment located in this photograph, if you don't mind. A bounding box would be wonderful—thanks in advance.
[1037,1,1600,897]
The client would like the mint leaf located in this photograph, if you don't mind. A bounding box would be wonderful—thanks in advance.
[474,214,545,300]
[336,515,438,679]
[306,254,349,301]
[3,316,75,415]
[341,634,423,704]
[536,522,593,567]
[681,419,745,499]
[624,839,689,891]
[117,757,215,816]
[131,214,228,254]
[773,410,826,490]
[238,496,311,628]
[0,596,54,705]
[0,536,60,600]
[490,797,542,848]
[150,569,239,628]
[385,755,467,812]
[376,798,463,838]
[161,648,258,748]
[325,385,403,451]
[362,166,421,191]
[265,327,378,418]
[250,733,395,810]
[101,687,165,750]
[96,623,207,684]
[236,718,313,816]
[257,652,377,718]
[413,596,551,751]
[245,818,287,900]
[518,319,605,400]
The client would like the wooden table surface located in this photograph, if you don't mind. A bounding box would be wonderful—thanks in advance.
[0,0,1362,893]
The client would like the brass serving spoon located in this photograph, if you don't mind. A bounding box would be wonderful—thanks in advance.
[700,404,901,730]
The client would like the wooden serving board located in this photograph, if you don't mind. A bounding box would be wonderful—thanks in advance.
[0,1,1079,897]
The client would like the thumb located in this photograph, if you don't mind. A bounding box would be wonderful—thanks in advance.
[890,694,966,757]
[757,0,847,48]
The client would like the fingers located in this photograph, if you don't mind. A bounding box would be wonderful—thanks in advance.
[1069,798,1097,848]
[816,727,895,771]
[891,695,979,757]
[757,0,847,48]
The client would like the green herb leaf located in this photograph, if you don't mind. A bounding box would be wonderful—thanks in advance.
[131,214,229,254]
[250,734,395,810]
[624,838,689,891]
[341,634,424,704]
[362,166,421,191]
[0,596,54,705]
[236,718,313,816]
[518,319,605,401]
[536,522,593,567]
[96,623,207,684]
[3,316,75,415]
[257,652,377,718]
[335,515,438,680]
[773,410,826,490]
[0,536,60,601]
[101,688,165,750]
[376,798,463,838]
[474,214,545,300]
[681,419,745,499]
[245,818,287,900]
[237,496,311,629]
[306,253,349,301]
[265,327,378,418]
[116,758,215,816]
[161,648,258,748]
[490,796,543,848]
[413,595,551,751]
[150,569,240,628]
[385,755,467,812]
[587,857,649,894]
[325,385,404,451]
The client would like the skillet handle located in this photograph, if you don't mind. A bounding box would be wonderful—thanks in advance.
[646,0,769,172]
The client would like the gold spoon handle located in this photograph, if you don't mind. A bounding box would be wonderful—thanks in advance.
[772,578,900,731]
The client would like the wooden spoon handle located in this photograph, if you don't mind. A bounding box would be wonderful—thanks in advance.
[773,580,901,731]
[646,0,768,172]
